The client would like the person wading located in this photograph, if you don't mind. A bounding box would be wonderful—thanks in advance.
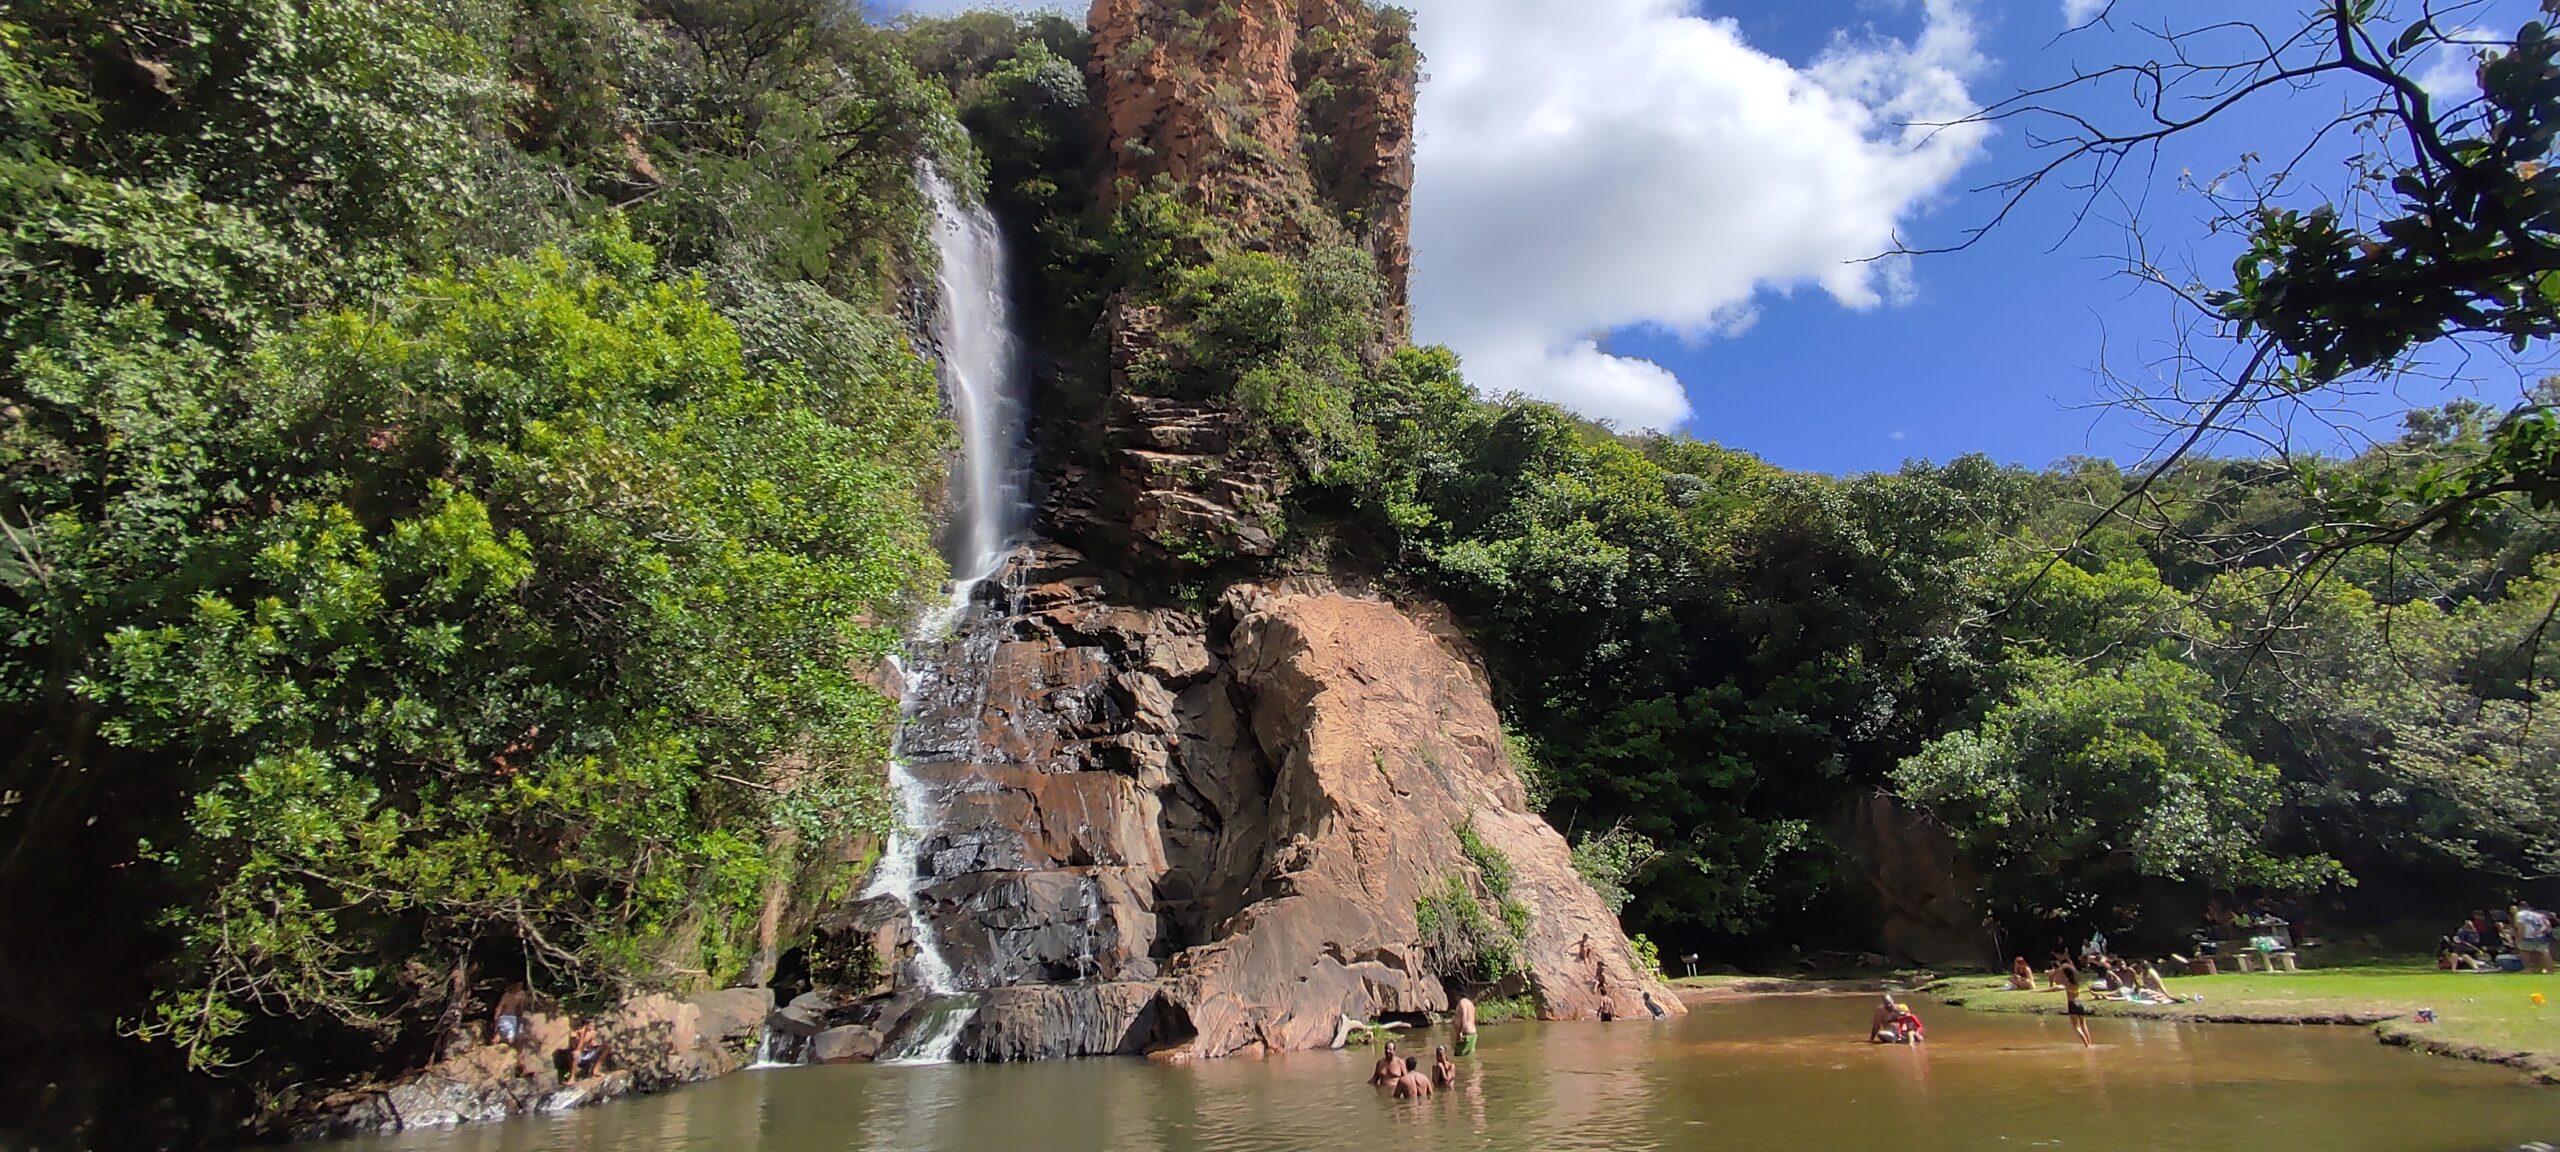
[1393,1056,1435,1099]
[1455,995,1479,1057]
[1370,1039,1402,1086]
[1432,1045,1457,1088]
[2060,965,2094,1049]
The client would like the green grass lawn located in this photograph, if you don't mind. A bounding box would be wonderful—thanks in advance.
[1934,964,2560,1082]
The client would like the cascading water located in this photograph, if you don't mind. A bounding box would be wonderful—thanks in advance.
[865,165,1032,1065]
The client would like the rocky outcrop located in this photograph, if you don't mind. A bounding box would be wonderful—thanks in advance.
[1086,0,1416,338]
[1046,387,1292,569]
[302,987,772,1138]
[858,543,1680,1064]
[1152,589,1681,1058]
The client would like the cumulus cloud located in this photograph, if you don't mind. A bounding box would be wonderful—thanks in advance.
[890,0,1992,430]
[1405,0,1989,427]
[2062,0,2110,27]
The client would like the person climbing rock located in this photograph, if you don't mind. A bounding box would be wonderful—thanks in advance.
[1455,996,1478,1058]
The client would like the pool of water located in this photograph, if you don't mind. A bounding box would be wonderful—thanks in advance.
[310,995,2560,1152]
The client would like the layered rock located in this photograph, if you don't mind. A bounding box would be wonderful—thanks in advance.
[860,543,1680,1063]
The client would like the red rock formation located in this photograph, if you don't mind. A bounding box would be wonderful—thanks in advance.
[1086,0,1415,339]
[862,544,1681,1062]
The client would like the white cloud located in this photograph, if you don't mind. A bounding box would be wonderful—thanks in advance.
[1406,0,1990,428]
[2416,29,2491,100]
[2062,0,2109,27]
[892,0,1992,431]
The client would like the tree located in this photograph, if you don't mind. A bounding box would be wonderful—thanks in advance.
[1925,0,2560,575]
[1894,653,2343,918]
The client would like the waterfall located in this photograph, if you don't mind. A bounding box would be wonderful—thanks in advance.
[863,165,1028,1065]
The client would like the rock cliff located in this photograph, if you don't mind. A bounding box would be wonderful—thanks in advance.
[1087,0,1415,339]
[854,543,1680,1063]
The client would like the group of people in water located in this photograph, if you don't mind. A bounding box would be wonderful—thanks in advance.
[1369,995,1478,1099]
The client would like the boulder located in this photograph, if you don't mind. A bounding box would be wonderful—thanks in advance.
[809,1026,884,1065]
[956,983,1171,1062]
[688,987,775,1048]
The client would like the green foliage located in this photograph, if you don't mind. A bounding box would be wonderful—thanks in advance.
[1419,816,1534,987]
[1571,823,1665,916]
[1627,933,1662,981]
[54,237,942,1069]
[0,0,960,1127]
[1895,654,2345,918]
[1472,994,1537,1024]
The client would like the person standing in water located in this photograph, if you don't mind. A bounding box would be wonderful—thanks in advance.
[2060,965,2093,1048]
[1370,1039,1402,1086]
[1393,1056,1436,1098]
[1455,995,1479,1057]
[1432,1045,1457,1087]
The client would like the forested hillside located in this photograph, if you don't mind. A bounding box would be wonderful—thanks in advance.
[4,0,2557,1145]
[0,0,963,1139]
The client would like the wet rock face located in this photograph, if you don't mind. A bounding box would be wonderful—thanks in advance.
[878,542,1680,1063]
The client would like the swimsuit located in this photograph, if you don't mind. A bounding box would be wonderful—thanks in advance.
[1456,1032,1478,1057]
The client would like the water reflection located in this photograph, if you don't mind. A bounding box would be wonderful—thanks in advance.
[309,996,2559,1152]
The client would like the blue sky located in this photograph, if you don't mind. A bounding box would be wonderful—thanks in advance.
[884,0,2543,475]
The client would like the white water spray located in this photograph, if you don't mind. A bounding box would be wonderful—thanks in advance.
[862,165,1030,1065]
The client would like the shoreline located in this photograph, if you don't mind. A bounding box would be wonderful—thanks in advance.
[1926,971,2559,1086]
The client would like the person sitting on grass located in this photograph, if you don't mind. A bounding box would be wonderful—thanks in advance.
[2009,957,2037,991]
[2138,963,2186,1004]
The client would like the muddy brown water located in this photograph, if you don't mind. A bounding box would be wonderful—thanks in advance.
[309,995,2560,1152]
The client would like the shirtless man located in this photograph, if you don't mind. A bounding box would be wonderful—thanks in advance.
[1454,996,1478,1057]
[1369,1040,1402,1086]
[1432,1045,1457,1087]
[1867,992,1902,1042]
[490,983,529,1049]
[1393,1056,1435,1098]
[568,1019,606,1081]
